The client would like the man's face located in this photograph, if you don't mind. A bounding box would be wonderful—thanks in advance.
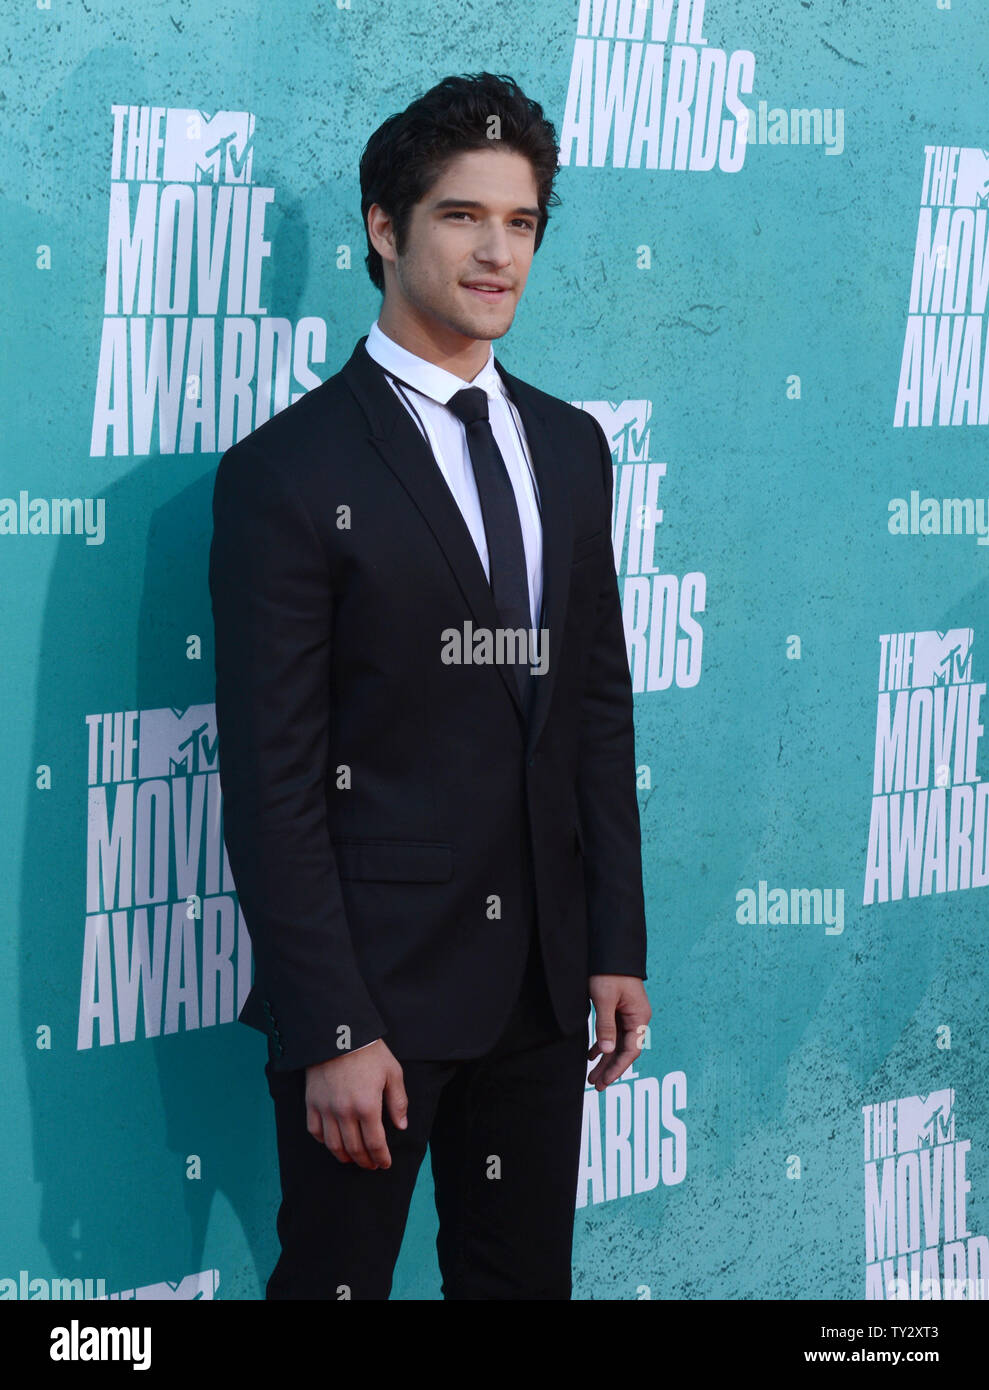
[371,145,541,354]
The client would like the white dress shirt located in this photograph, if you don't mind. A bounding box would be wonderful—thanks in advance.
[364,318,543,630]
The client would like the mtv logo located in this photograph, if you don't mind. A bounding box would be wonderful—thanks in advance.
[954,148,989,207]
[577,401,652,462]
[138,704,219,778]
[103,1269,220,1300]
[162,109,255,183]
[911,628,974,686]
[895,1090,955,1152]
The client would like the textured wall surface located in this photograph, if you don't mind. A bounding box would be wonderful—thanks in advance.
[2,0,987,1301]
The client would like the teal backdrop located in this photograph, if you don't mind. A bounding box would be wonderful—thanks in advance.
[2,0,988,1301]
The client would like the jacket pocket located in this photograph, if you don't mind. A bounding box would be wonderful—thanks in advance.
[571,529,604,565]
[331,837,453,882]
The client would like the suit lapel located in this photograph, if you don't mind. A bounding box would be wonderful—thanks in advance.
[340,337,574,753]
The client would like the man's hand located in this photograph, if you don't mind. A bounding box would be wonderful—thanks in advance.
[587,975,651,1090]
[305,1040,408,1170]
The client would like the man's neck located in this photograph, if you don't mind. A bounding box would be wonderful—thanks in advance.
[376,306,492,383]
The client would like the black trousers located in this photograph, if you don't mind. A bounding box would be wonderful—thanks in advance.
[263,928,590,1300]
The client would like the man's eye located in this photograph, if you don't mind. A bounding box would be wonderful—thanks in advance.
[443,212,534,230]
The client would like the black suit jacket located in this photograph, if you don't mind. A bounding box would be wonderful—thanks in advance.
[208,336,647,1072]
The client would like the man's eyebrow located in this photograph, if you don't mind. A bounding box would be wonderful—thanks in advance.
[430,197,541,218]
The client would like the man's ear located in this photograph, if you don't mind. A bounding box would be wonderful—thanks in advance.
[367,204,397,267]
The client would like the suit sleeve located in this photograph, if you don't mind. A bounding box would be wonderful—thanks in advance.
[209,440,387,1070]
[575,415,649,979]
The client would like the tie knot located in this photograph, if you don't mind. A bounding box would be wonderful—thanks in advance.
[446,385,489,427]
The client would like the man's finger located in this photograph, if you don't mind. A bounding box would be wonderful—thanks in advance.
[359,1109,392,1169]
[337,1111,376,1170]
[306,1102,324,1144]
[589,1042,639,1090]
[319,1111,351,1163]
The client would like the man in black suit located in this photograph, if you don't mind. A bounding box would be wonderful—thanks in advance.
[209,72,650,1300]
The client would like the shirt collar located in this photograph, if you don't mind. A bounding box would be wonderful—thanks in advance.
[366,319,504,407]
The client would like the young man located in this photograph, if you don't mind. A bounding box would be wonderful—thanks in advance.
[209,71,650,1300]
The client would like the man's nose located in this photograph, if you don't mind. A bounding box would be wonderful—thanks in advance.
[472,223,513,266]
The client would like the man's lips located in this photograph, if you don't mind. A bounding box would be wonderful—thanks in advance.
[463,282,511,300]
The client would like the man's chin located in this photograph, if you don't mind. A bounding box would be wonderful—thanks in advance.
[459,312,515,342]
[419,298,517,345]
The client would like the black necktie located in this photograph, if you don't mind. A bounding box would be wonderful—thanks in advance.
[445,386,534,718]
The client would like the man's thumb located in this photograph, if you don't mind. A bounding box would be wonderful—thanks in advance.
[594,1009,617,1053]
[384,1071,409,1129]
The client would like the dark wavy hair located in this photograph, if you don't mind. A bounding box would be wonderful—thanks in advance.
[359,72,562,292]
